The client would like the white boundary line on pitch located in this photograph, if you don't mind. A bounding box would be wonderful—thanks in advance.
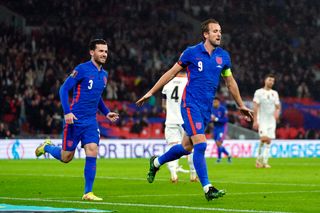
[108,190,320,198]
[0,197,293,213]
[7,190,320,199]
[2,173,319,187]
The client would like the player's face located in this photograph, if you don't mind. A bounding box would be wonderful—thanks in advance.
[264,77,275,89]
[204,23,222,47]
[213,99,220,108]
[91,44,108,65]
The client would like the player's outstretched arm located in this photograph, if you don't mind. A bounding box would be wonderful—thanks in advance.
[223,75,253,122]
[136,63,183,106]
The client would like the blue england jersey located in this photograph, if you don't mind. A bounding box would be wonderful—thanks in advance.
[212,105,228,141]
[212,105,228,128]
[60,60,108,125]
[178,42,231,111]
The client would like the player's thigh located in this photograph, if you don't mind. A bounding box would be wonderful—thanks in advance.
[62,123,81,152]
[165,125,184,144]
[81,123,100,157]
[214,128,225,142]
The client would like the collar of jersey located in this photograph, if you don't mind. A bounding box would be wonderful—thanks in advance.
[89,60,103,72]
[200,42,221,55]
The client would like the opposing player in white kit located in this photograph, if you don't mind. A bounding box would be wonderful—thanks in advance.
[162,71,197,182]
[253,74,281,168]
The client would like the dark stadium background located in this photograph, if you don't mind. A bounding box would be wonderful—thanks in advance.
[1,0,319,139]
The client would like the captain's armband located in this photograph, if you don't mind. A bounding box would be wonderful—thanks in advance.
[221,68,232,77]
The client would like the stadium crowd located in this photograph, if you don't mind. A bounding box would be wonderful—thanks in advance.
[0,0,319,138]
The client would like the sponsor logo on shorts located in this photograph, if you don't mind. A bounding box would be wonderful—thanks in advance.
[67,140,73,147]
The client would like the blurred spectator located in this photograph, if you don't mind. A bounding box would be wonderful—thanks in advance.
[0,122,11,138]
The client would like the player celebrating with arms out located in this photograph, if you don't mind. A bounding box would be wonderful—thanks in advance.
[35,39,119,201]
[136,19,253,201]
[253,74,281,168]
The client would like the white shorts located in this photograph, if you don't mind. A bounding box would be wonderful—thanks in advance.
[259,125,276,139]
[165,124,184,144]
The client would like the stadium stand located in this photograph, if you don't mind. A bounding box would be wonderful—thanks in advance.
[0,0,319,139]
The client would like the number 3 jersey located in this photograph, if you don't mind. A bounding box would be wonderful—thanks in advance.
[178,42,231,111]
[162,76,188,125]
[60,60,108,125]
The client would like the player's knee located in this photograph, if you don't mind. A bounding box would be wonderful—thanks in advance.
[183,143,193,152]
[216,141,222,146]
[86,149,98,157]
[194,142,207,153]
[84,144,98,156]
[61,157,73,163]
[61,152,74,163]
[261,136,270,143]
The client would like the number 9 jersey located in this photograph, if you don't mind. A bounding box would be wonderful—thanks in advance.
[177,42,232,136]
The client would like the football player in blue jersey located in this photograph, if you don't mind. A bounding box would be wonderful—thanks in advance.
[35,39,119,201]
[211,97,231,163]
[137,19,252,201]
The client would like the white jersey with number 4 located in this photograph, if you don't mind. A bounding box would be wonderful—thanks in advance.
[253,88,280,138]
[162,76,188,125]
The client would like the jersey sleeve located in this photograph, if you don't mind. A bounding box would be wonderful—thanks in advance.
[98,98,110,116]
[72,64,86,81]
[177,48,192,68]
[59,65,86,114]
[253,90,261,104]
[221,51,232,77]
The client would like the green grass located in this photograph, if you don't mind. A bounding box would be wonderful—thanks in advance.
[0,158,319,213]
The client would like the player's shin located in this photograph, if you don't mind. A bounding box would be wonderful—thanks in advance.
[158,144,190,166]
[193,143,211,191]
[221,146,229,156]
[84,156,97,193]
[167,160,178,182]
[263,144,270,165]
[257,142,264,160]
[44,145,62,160]
[188,152,198,181]
[217,146,222,159]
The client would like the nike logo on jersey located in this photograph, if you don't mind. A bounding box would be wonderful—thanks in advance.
[216,65,222,68]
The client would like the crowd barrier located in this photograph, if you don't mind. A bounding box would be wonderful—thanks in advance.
[1,139,319,159]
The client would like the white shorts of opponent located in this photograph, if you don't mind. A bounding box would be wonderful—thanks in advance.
[258,124,276,139]
[165,124,184,144]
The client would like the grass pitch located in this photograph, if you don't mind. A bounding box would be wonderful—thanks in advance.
[0,157,319,213]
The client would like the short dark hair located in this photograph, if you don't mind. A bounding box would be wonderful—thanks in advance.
[201,19,220,40]
[264,73,276,80]
[89,39,107,50]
